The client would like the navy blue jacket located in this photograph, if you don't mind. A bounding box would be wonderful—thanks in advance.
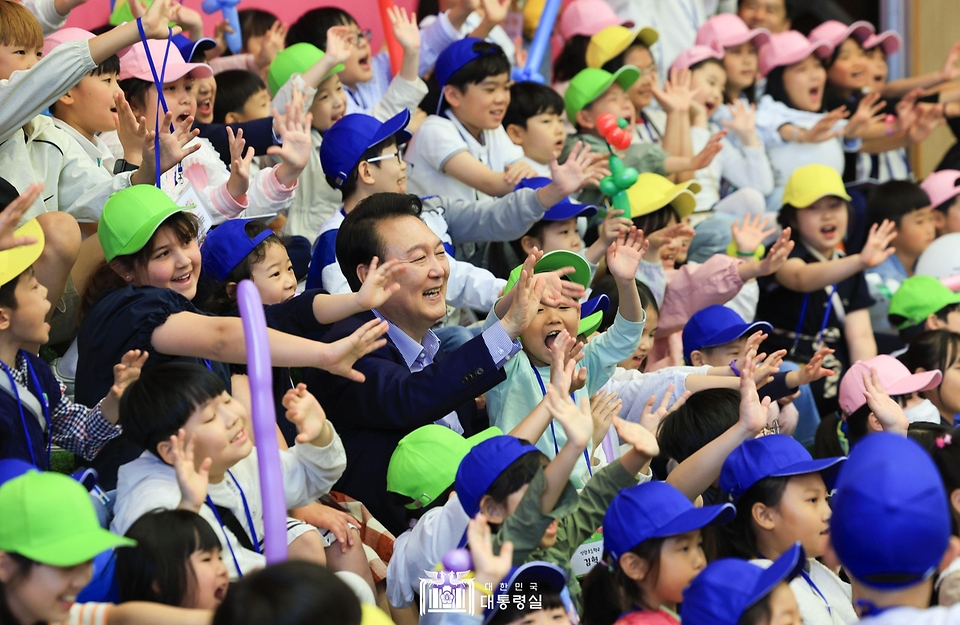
[305,311,507,535]
[0,352,61,469]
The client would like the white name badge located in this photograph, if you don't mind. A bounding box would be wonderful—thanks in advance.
[570,532,604,578]
[175,181,214,239]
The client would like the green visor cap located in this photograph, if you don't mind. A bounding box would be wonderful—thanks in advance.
[99,185,187,263]
[889,275,960,330]
[0,472,135,566]
[268,43,346,95]
[564,65,641,122]
[504,249,592,295]
[387,425,502,509]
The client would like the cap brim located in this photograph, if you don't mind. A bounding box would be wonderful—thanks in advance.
[611,65,641,92]
[865,31,902,55]
[845,21,876,45]
[636,27,659,48]
[745,543,805,610]
[772,456,846,491]
[794,188,853,208]
[370,109,412,149]
[112,203,186,261]
[648,502,736,540]
[579,310,604,336]
[667,184,702,219]
[810,40,837,61]
[20,527,135,567]
[2,220,45,284]
[581,294,610,318]
[885,370,943,396]
[701,321,773,350]
[724,28,771,49]
[544,199,598,221]
[535,251,592,289]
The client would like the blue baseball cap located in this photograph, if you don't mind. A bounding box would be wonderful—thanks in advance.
[681,543,805,625]
[515,178,598,221]
[483,562,569,625]
[579,294,609,336]
[435,38,505,113]
[455,436,541,517]
[319,111,412,189]
[681,305,772,366]
[719,435,845,503]
[0,459,36,487]
[603,481,735,561]
[172,33,216,63]
[830,433,950,589]
[201,219,274,282]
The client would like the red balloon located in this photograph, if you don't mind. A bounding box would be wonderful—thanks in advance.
[608,128,630,150]
[596,114,619,137]
[614,133,632,151]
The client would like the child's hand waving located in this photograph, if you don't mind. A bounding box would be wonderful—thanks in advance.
[135,111,201,185]
[688,130,726,170]
[355,257,405,310]
[549,329,586,396]
[606,226,648,282]
[544,141,596,199]
[0,183,41,251]
[466,513,513,590]
[315,317,389,382]
[501,255,546,340]
[731,214,776,256]
[324,26,355,66]
[719,100,760,146]
[254,20,287,70]
[589,389,621,453]
[544,387,593,449]
[638,384,690,433]
[102,350,149,425]
[114,92,147,165]
[739,351,772,436]
[170,428,211,513]
[283,383,334,445]
[859,220,897,269]
[140,0,183,39]
[844,91,887,139]
[738,228,794,281]
[269,105,314,187]
[597,209,633,250]
[613,415,661,460]
[862,368,909,435]
[226,127,255,201]
[388,7,421,52]
[796,347,835,386]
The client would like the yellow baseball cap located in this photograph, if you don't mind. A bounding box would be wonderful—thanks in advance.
[0,219,44,288]
[586,25,659,69]
[781,164,851,209]
[625,173,701,220]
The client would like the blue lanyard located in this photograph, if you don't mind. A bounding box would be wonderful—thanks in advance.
[855,600,896,617]
[639,115,660,144]
[205,469,262,578]
[0,353,51,469]
[346,85,367,110]
[798,568,832,617]
[135,20,184,187]
[789,284,838,357]
[530,364,593,476]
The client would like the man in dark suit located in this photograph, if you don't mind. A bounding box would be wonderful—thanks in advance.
[306,193,549,535]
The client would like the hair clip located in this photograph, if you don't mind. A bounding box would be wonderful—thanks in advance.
[599,557,615,573]
[937,434,953,449]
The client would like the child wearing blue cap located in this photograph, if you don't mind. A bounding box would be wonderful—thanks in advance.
[406,38,538,202]
[680,543,805,625]
[717,435,854,624]
[831,433,960,623]
[580,481,736,625]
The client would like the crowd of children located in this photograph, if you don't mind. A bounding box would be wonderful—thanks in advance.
[2,0,960,623]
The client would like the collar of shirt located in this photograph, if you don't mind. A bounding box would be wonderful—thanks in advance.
[52,118,112,167]
[444,109,488,149]
[372,309,441,371]
[801,240,844,264]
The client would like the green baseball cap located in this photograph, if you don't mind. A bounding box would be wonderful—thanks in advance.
[0,471,135,566]
[505,250,592,295]
[564,65,641,123]
[268,43,346,96]
[99,185,187,263]
[387,425,502,509]
[889,275,960,330]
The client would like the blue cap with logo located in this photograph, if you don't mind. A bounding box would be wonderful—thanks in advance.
[719,435,845,503]
[681,543,806,625]
[515,178,598,221]
[172,33,216,63]
[435,37,504,113]
[455,436,540,517]
[482,562,570,625]
[603,481,735,561]
[319,110,412,189]
[830,433,950,589]
[200,219,274,282]
[681,305,772,366]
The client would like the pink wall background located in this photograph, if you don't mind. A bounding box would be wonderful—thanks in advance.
[64,0,419,53]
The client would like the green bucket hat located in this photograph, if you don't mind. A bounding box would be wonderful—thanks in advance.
[0,471,135,566]
[268,43,346,96]
[99,185,187,263]
[504,250,592,295]
[564,65,641,123]
[387,425,502,510]
[889,275,960,330]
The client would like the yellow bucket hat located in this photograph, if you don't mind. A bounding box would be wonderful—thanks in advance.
[782,164,851,209]
[0,219,44,288]
[625,173,701,220]
[586,25,659,69]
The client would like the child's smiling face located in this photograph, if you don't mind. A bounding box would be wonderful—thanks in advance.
[447,73,512,132]
[723,42,759,96]
[338,20,373,87]
[187,547,230,609]
[177,391,254,478]
[865,47,888,91]
[782,55,827,113]
[519,298,581,368]
[134,226,202,301]
[249,242,297,304]
[690,62,727,118]
[620,304,658,370]
[827,38,870,92]
[60,72,124,135]
[0,559,93,623]
[134,76,198,126]
[311,74,348,131]
[792,196,848,255]
[624,45,658,111]
[1,267,52,351]
[194,76,216,123]
[523,219,584,255]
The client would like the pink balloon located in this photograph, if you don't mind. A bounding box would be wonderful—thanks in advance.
[237,280,288,565]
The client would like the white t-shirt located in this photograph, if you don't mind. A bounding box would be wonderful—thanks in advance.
[405,110,524,202]
[857,604,960,625]
[753,557,858,625]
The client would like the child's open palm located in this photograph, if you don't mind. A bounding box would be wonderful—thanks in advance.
[731,214,776,255]
[315,318,389,382]
[102,350,149,425]
[355,257,405,310]
[638,384,690,433]
[283,383,330,444]
[798,106,847,143]
[754,228,795,276]
[753,349,785,386]
[114,92,147,162]
[226,127,255,200]
[732,330,767,374]
[860,220,897,268]
[613,415,660,459]
[549,330,586,396]
[324,26,355,65]
[143,111,201,177]
[544,387,593,449]
[606,226,648,281]
[844,92,886,139]
[862,368,909,434]
[797,347,835,386]
[739,351,772,436]
[0,183,41,251]
[501,258,546,339]
[268,106,314,184]
[254,21,287,70]
[689,130,727,170]
[170,428,211,513]
[652,68,695,115]
[547,141,595,196]
[466,513,513,589]
[388,7,421,52]
[719,100,759,144]
[479,0,511,26]
[140,0,183,39]
[589,389,621,452]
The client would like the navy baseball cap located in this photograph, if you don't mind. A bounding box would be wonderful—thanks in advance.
[681,305,772,366]
[719,435,845,503]
[201,219,274,282]
[319,111,412,189]
[172,33,216,63]
[603,481,735,561]
[579,294,609,336]
[831,433,950,589]
[455,436,541,517]
[435,37,504,113]
[681,543,805,625]
[515,178,598,221]
[0,459,36,487]
[483,562,569,624]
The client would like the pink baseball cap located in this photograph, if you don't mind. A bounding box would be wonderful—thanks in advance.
[670,44,724,74]
[863,30,902,56]
[921,170,960,209]
[758,31,832,77]
[839,355,942,418]
[696,13,770,51]
[558,0,632,41]
[809,20,875,53]
[43,27,94,57]
[119,39,213,82]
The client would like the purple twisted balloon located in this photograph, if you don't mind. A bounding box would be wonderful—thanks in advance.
[237,280,287,564]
